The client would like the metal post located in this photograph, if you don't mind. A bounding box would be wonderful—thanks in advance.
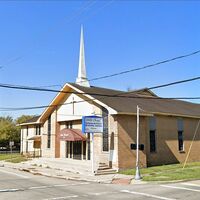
[91,133,95,174]
[135,105,141,180]
[11,143,12,155]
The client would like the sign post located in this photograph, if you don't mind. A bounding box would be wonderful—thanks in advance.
[82,116,103,174]
[91,133,94,174]
[9,141,14,155]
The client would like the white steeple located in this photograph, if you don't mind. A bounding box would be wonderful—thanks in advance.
[76,26,90,87]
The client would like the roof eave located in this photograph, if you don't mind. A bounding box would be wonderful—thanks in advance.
[114,111,200,119]
[68,83,118,115]
[38,83,71,122]
[17,121,41,126]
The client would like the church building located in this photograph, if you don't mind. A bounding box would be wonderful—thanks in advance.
[19,27,200,173]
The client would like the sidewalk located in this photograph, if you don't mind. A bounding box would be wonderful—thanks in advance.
[0,158,134,184]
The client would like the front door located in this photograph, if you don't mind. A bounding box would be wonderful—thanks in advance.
[73,141,82,160]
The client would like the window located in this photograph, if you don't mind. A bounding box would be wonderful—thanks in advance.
[178,131,184,151]
[47,115,51,148]
[26,126,29,137]
[65,121,72,129]
[150,130,156,152]
[36,125,41,135]
[149,117,156,153]
[177,119,184,151]
[102,107,109,151]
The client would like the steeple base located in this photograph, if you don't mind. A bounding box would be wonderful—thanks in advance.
[76,77,90,87]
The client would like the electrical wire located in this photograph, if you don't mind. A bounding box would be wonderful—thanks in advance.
[0,76,200,96]
[1,96,200,112]
[86,50,200,83]
[2,49,200,89]
[0,0,96,71]
[1,76,200,111]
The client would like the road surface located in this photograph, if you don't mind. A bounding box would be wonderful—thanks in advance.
[0,166,200,200]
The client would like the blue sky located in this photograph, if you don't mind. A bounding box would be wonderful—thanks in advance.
[0,0,200,118]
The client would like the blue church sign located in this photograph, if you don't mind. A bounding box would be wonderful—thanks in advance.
[82,116,103,133]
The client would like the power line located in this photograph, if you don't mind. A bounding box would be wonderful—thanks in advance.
[77,0,115,24]
[0,56,23,69]
[149,76,200,90]
[1,48,200,93]
[2,49,200,89]
[16,49,200,88]
[0,76,200,96]
[86,50,200,82]
[0,0,96,70]
[1,76,200,111]
[1,95,200,112]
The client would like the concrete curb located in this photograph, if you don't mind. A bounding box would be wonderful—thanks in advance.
[28,169,112,184]
[8,165,112,184]
[0,161,132,185]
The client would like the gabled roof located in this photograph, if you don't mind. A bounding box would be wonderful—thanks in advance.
[129,88,157,97]
[19,115,41,126]
[68,83,200,118]
[38,82,200,122]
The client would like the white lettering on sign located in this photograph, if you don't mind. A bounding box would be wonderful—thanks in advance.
[83,116,103,133]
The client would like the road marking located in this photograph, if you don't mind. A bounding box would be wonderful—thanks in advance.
[181,182,200,187]
[42,191,119,200]
[121,190,176,200]
[53,184,70,187]
[161,185,200,192]
[0,169,29,179]
[88,191,119,196]
[29,186,49,189]
[43,195,78,200]
[0,182,91,193]
[0,188,24,192]
[28,182,89,190]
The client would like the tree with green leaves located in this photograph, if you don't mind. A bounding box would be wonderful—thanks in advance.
[0,115,35,149]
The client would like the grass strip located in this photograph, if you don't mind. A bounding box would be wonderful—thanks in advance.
[0,153,29,163]
[120,162,200,181]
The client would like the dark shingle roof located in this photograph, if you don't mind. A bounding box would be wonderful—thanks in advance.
[69,83,200,118]
[24,116,40,124]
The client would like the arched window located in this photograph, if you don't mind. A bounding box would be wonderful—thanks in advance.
[47,115,51,148]
[102,107,109,151]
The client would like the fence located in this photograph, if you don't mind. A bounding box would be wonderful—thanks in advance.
[0,150,20,154]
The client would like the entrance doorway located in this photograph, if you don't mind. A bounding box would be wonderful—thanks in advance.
[65,141,87,160]
[73,141,82,160]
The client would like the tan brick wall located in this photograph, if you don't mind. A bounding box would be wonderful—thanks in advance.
[116,114,200,169]
[108,115,119,169]
[41,111,56,157]
[146,116,200,166]
[55,119,60,158]
[117,115,147,170]
[93,113,119,170]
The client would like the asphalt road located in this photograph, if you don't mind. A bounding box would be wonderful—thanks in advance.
[0,166,200,200]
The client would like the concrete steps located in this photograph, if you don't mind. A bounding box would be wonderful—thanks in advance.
[95,163,117,175]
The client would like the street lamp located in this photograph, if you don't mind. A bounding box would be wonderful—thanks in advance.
[135,105,141,180]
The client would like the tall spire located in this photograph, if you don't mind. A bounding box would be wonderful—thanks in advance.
[76,25,90,87]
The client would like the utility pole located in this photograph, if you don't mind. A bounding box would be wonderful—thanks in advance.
[135,105,141,180]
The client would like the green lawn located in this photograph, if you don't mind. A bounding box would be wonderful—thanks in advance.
[120,162,200,182]
[0,153,29,163]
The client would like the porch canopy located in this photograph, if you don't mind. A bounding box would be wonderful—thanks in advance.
[59,128,86,141]
[28,135,41,141]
